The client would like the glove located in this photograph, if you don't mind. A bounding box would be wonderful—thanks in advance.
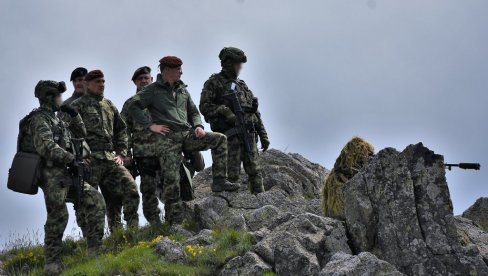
[260,137,270,152]
[220,106,236,125]
[60,104,78,118]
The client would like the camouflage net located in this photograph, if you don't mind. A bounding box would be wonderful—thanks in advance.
[321,137,374,220]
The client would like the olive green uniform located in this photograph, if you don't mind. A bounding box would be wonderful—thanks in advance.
[72,92,140,229]
[128,74,229,224]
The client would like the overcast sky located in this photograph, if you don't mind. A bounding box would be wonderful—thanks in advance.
[1,0,487,248]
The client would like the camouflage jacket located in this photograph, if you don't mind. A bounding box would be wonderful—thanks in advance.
[199,71,268,139]
[71,92,128,160]
[127,74,203,131]
[120,96,158,158]
[21,104,86,166]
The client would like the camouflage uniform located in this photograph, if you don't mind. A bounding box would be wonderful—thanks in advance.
[200,47,270,194]
[128,73,233,224]
[20,81,105,269]
[121,98,161,225]
[72,92,140,230]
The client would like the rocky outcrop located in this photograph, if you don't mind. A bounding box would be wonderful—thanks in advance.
[463,197,488,232]
[343,143,488,275]
[183,150,355,275]
[151,146,488,276]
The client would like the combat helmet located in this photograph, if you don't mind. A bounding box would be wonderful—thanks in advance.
[34,80,67,101]
[219,47,247,64]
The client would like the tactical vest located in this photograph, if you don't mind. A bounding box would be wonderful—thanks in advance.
[17,109,69,154]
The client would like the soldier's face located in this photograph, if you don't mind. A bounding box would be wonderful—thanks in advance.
[72,77,85,93]
[134,74,153,91]
[233,63,242,76]
[54,95,62,108]
[162,66,182,83]
[85,78,105,95]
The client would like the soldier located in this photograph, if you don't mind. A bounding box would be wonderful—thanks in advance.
[120,66,162,225]
[128,56,239,225]
[19,80,105,275]
[58,67,88,122]
[200,47,270,194]
[72,70,140,231]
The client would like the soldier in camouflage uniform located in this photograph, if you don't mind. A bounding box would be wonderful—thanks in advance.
[72,70,140,231]
[200,47,270,194]
[120,66,162,225]
[128,56,239,225]
[58,67,88,123]
[19,80,105,275]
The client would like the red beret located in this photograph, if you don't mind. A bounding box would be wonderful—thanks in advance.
[84,70,104,81]
[159,56,183,68]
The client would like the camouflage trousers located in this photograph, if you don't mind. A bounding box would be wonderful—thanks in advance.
[40,166,105,263]
[227,135,264,193]
[155,130,227,224]
[135,157,162,225]
[88,159,140,230]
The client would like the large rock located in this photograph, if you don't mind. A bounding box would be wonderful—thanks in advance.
[463,197,488,232]
[455,216,488,264]
[188,149,329,231]
[153,237,186,263]
[252,213,351,275]
[319,252,404,276]
[219,252,272,276]
[184,150,356,275]
[343,143,488,275]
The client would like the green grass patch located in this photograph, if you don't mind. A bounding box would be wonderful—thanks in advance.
[63,246,209,276]
[185,228,254,267]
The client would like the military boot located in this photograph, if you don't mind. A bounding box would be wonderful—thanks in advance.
[212,178,240,192]
[249,175,265,195]
[44,260,63,276]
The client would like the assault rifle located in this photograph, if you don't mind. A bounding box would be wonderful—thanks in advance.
[223,82,254,154]
[70,138,91,210]
[444,163,481,171]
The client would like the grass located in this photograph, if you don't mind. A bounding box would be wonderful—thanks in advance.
[0,225,259,276]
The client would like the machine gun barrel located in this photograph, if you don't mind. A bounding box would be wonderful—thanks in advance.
[444,163,481,171]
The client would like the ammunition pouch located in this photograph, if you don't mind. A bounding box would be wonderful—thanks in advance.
[7,152,41,195]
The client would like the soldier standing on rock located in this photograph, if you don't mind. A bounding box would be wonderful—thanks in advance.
[120,66,164,226]
[128,56,239,225]
[20,81,105,275]
[200,47,270,194]
[71,70,140,231]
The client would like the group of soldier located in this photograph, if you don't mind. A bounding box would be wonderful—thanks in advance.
[18,47,270,275]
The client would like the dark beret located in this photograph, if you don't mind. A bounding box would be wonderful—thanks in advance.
[70,67,88,81]
[84,70,104,81]
[131,66,151,81]
[159,56,183,68]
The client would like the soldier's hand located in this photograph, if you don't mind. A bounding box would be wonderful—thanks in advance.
[149,124,170,135]
[261,138,270,152]
[195,127,206,138]
[60,104,79,118]
[113,155,125,166]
